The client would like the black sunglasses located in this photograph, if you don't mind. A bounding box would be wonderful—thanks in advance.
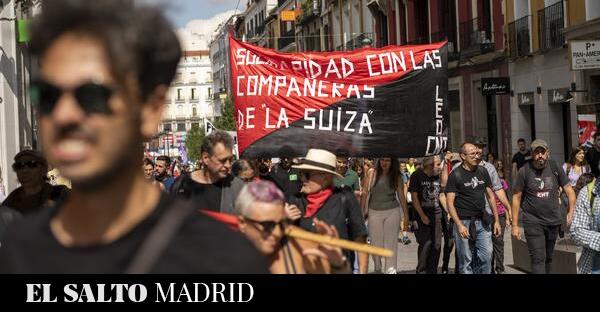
[31,79,115,116]
[13,160,42,171]
[300,171,326,180]
[245,218,286,233]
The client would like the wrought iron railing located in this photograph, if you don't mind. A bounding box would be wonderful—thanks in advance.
[508,15,532,59]
[459,17,492,50]
[538,1,565,51]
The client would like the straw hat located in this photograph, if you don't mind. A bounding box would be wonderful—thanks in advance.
[292,149,343,179]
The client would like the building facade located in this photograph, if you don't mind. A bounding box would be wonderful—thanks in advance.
[156,51,214,156]
[245,0,277,46]
[0,0,39,193]
[205,0,600,168]
[507,0,594,164]
[564,1,600,151]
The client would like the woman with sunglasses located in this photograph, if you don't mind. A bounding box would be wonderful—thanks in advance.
[2,150,70,215]
[236,180,350,273]
[286,149,369,273]
[361,157,410,274]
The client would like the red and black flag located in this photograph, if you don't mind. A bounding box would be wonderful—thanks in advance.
[229,34,448,158]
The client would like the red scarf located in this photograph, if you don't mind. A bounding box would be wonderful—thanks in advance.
[305,188,334,218]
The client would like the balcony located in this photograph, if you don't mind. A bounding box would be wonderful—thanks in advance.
[538,1,565,52]
[175,98,185,104]
[297,0,321,26]
[248,25,265,40]
[338,33,373,51]
[189,98,200,103]
[430,31,459,61]
[508,15,532,59]
[459,17,494,57]
[278,29,295,50]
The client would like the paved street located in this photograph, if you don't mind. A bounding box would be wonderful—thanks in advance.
[367,229,526,274]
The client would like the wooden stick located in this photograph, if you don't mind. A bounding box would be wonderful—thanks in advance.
[285,226,393,258]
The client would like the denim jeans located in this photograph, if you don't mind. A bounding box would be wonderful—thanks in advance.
[453,218,493,274]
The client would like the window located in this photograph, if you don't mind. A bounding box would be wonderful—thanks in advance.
[191,88,197,100]
[177,123,186,132]
[193,106,197,117]
[191,123,200,130]
[163,123,172,132]
[208,87,213,99]
[177,89,183,100]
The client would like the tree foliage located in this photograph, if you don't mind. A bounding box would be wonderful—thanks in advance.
[213,97,235,131]
[185,125,205,162]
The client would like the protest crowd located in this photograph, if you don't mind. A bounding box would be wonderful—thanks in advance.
[0,0,599,275]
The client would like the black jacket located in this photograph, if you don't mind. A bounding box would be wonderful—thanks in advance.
[287,188,367,241]
[0,206,22,243]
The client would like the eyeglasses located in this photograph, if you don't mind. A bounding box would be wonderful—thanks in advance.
[245,218,286,233]
[31,79,116,116]
[13,160,42,171]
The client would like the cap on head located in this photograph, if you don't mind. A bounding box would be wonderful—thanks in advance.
[531,139,549,151]
[15,149,47,164]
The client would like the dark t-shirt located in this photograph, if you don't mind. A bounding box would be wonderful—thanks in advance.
[445,165,492,219]
[269,165,302,199]
[512,150,532,171]
[2,184,70,216]
[0,194,269,273]
[187,179,223,212]
[513,161,570,225]
[408,169,441,215]
[585,147,600,178]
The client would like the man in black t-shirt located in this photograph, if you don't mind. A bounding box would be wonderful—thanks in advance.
[511,139,576,274]
[0,2,267,274]
[446,143,501,274]
[512,138,532,183]
[409,155,442,274]
[585,132,600,178]
[172,130,244,214]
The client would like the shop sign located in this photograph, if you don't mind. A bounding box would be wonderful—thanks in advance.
[548,88,570,104]
[571,40,600,70]
[481,77,510,95]
[518,92,534,105]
